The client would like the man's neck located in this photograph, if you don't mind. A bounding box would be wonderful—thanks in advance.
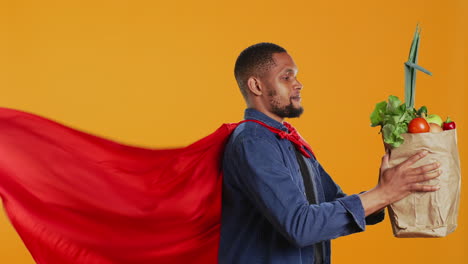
[247,106,284,124]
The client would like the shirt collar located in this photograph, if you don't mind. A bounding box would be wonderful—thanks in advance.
[244,108,288,132]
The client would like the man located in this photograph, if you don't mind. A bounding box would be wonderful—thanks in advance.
[218,43,441,263]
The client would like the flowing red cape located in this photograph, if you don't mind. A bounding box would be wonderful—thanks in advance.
[0,107,238,264]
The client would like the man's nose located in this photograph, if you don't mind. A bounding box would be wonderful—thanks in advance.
[295,80,303,90]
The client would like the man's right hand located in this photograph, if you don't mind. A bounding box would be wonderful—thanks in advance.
[359,150,441,216]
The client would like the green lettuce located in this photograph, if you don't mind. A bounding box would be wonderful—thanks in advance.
[370,95,416,147]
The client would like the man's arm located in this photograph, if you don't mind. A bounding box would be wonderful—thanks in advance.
[231,136,369,247]
[359,150,441,216]
[315,162,385,225]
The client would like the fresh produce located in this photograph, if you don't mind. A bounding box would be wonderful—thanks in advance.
[370,95,455,146]
[371,25,458,147]
[417,106,428,117]
[443,117,456,130]
[426,114,443,126]
[429,123,443,133]
[408,117,430,133]
[370,95,417,147]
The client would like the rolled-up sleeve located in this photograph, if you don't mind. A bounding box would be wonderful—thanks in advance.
[232,135,367,248]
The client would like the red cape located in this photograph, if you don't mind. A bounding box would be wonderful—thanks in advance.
[0,107,237,264]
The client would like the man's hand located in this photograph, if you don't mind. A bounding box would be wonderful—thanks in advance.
[378,150,441,203]
[360,150,441,216]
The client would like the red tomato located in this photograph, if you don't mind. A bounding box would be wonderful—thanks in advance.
[408,117,430,133]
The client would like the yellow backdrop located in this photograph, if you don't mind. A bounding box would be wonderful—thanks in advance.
[0,0,466,263]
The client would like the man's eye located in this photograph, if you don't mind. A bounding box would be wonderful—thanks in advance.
[283,76,290,80]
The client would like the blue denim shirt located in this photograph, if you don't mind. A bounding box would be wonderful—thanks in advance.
[219,109,384,264]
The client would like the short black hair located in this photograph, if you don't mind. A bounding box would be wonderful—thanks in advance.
[234,42,287,99]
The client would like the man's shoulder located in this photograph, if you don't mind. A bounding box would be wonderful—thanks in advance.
[230,121,279,144]
[224,121,289,168]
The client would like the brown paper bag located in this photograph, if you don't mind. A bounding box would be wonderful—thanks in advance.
[386,129,461,237]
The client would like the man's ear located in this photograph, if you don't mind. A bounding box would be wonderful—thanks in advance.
[246,77,262,96]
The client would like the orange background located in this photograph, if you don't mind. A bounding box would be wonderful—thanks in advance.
[0,0,467,263]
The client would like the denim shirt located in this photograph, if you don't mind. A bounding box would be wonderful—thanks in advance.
[219,109,384,264]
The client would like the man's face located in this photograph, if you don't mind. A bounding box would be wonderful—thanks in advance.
[260,52,303,119]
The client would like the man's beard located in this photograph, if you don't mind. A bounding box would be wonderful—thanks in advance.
[271,101,304,118]
[266,87,304,118]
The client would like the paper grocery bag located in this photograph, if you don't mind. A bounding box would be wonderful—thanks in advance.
[386,129,461,238]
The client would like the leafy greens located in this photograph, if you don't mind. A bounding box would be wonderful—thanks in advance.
[371,25,432,148]
[370,95,416,148]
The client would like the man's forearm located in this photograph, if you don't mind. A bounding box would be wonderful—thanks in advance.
[359,187,389,217]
